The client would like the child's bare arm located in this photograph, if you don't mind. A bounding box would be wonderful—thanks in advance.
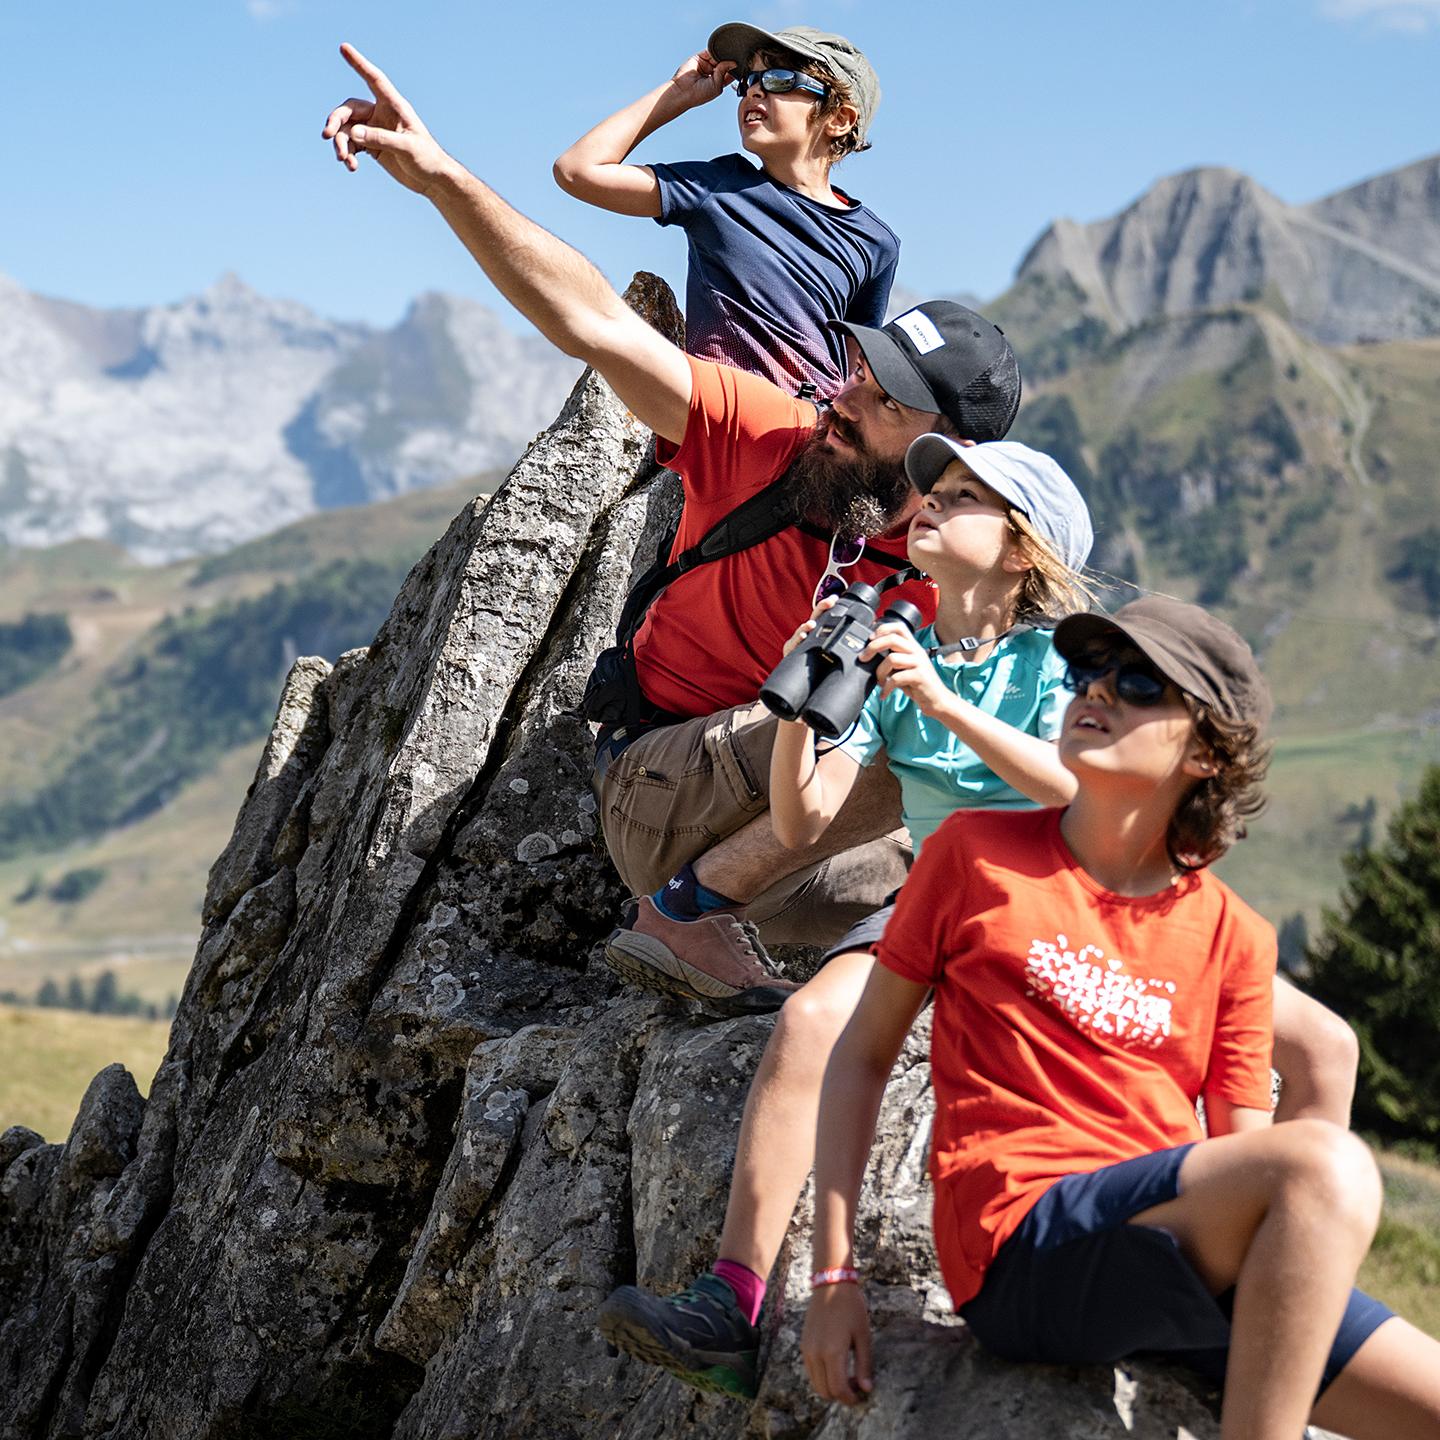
[804,964,929,1404]
[553,52,735,217]
[768,600,864,848]
[933,700,1075,807]
[1204,1096,1272,1135]
[865,624,1077,808]
[770,719,863,848]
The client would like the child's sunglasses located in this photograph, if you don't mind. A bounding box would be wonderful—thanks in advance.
[1063,654,1173,707]
[732,67,829,101]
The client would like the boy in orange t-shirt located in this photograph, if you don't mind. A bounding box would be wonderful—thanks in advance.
[802,597,1440,1440]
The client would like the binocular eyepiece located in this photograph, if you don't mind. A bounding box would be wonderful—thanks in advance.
[760,580,925,738]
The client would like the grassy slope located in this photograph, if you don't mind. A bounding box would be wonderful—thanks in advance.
[0,743,259,1004]
[1213,339,1440,925]
[0,1002,171,1142]
[0,476,495,1005]
[1011,318,1440,929]
[1364,1151,1440,1337]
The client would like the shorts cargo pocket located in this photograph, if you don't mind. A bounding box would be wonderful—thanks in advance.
[600,751,723,897]
[605,764,699,840]
[708,704,777,818]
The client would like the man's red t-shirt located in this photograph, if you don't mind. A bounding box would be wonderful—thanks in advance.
[633,357,937,719]
[878,807,1276,1308]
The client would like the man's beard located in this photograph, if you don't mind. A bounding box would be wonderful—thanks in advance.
[783,413,913,538]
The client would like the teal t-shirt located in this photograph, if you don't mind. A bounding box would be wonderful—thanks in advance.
[836,626,1067,857]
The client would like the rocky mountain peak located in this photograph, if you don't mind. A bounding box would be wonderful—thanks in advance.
[133,273,361,372]
[1304,150,1440,277]
[1016,155,1440,344]
[0,271,580,561]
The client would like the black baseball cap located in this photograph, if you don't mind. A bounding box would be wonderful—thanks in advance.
[1054,596,1273,731]
[829,302,1021,441]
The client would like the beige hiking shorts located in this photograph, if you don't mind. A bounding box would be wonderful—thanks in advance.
[594,701,909,946]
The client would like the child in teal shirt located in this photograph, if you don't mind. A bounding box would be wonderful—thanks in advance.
[836,623,1069,852]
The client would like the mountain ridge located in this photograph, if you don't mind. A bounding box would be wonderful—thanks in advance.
[1015,152,1440,344]
[0,273,579,562]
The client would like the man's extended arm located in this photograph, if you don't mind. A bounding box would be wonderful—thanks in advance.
[323,44,693,445]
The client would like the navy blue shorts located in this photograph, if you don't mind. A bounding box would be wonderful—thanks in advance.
[960,1145,1393,1395]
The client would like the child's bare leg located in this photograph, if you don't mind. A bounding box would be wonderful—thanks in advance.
[1130,1120,1382,1440]
[1271,978,1359,1125]
[1309,1316,1440,1437]
[716,950,876,1276]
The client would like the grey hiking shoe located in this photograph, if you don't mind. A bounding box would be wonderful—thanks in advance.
[599,1272,760,1399]
[604,897,797,1015]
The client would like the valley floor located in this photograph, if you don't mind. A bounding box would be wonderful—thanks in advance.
[0,1002,170,1142]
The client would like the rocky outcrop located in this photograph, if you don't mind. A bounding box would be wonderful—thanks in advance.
[0,275,1231,1439]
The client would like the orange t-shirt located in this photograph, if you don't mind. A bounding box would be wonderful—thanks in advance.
[633,357,936,719]
[877,807,1276,1308]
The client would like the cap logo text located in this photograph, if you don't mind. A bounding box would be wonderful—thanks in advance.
[895,309,945,355]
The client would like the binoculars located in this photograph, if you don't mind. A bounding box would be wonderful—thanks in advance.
[760,580,925,738]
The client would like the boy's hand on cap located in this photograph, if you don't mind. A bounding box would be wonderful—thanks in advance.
[670,50,737,107]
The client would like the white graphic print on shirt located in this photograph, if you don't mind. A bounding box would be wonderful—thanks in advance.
[1024,933,1176,1049]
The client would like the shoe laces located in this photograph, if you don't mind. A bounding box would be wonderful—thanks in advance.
[728,917,778,976]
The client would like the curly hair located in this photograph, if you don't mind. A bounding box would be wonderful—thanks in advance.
[751,47,868,162]
[1167,697,1272,871]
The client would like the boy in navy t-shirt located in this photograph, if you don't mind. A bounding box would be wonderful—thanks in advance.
[554,22,899,399]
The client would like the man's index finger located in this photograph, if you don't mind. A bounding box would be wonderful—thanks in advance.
[341,43,421,127]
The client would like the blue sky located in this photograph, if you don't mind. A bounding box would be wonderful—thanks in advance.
[3,0,1436,330]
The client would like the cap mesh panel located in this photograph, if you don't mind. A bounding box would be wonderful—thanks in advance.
[951,347,1022,443]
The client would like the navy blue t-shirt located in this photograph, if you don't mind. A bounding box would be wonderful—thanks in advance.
[652,153,900,399]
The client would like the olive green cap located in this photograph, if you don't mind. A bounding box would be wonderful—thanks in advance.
[707,22,880,144]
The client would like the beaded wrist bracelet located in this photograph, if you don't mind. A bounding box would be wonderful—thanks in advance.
[810,1266,860,1288]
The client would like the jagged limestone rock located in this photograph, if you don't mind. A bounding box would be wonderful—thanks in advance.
[1,274,1230,1439]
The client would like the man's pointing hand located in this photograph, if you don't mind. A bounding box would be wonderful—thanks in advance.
[322,43,453,195]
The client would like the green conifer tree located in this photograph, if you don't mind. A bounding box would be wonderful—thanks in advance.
[90,970,120,1016]
[1305,765,1440,1143]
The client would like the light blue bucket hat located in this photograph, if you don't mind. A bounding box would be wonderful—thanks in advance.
[904,436,1094,572]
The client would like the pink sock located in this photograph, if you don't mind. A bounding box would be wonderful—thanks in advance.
[712,1259,766,1326]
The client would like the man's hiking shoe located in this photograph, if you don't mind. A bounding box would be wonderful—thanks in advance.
[604,896,797,1015]
[598,1273,759,1398]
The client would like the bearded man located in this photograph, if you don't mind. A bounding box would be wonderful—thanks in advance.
[322,46,1020,1011]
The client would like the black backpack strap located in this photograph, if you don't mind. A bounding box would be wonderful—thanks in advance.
[678,477,799,572]
[586,478,800,731]
[612,477,797,645]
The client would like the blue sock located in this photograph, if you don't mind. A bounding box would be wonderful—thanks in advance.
[652,862,740,921]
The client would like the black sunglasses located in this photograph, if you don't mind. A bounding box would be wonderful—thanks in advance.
[1063,654,1173,707]
[732,67,829,100]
